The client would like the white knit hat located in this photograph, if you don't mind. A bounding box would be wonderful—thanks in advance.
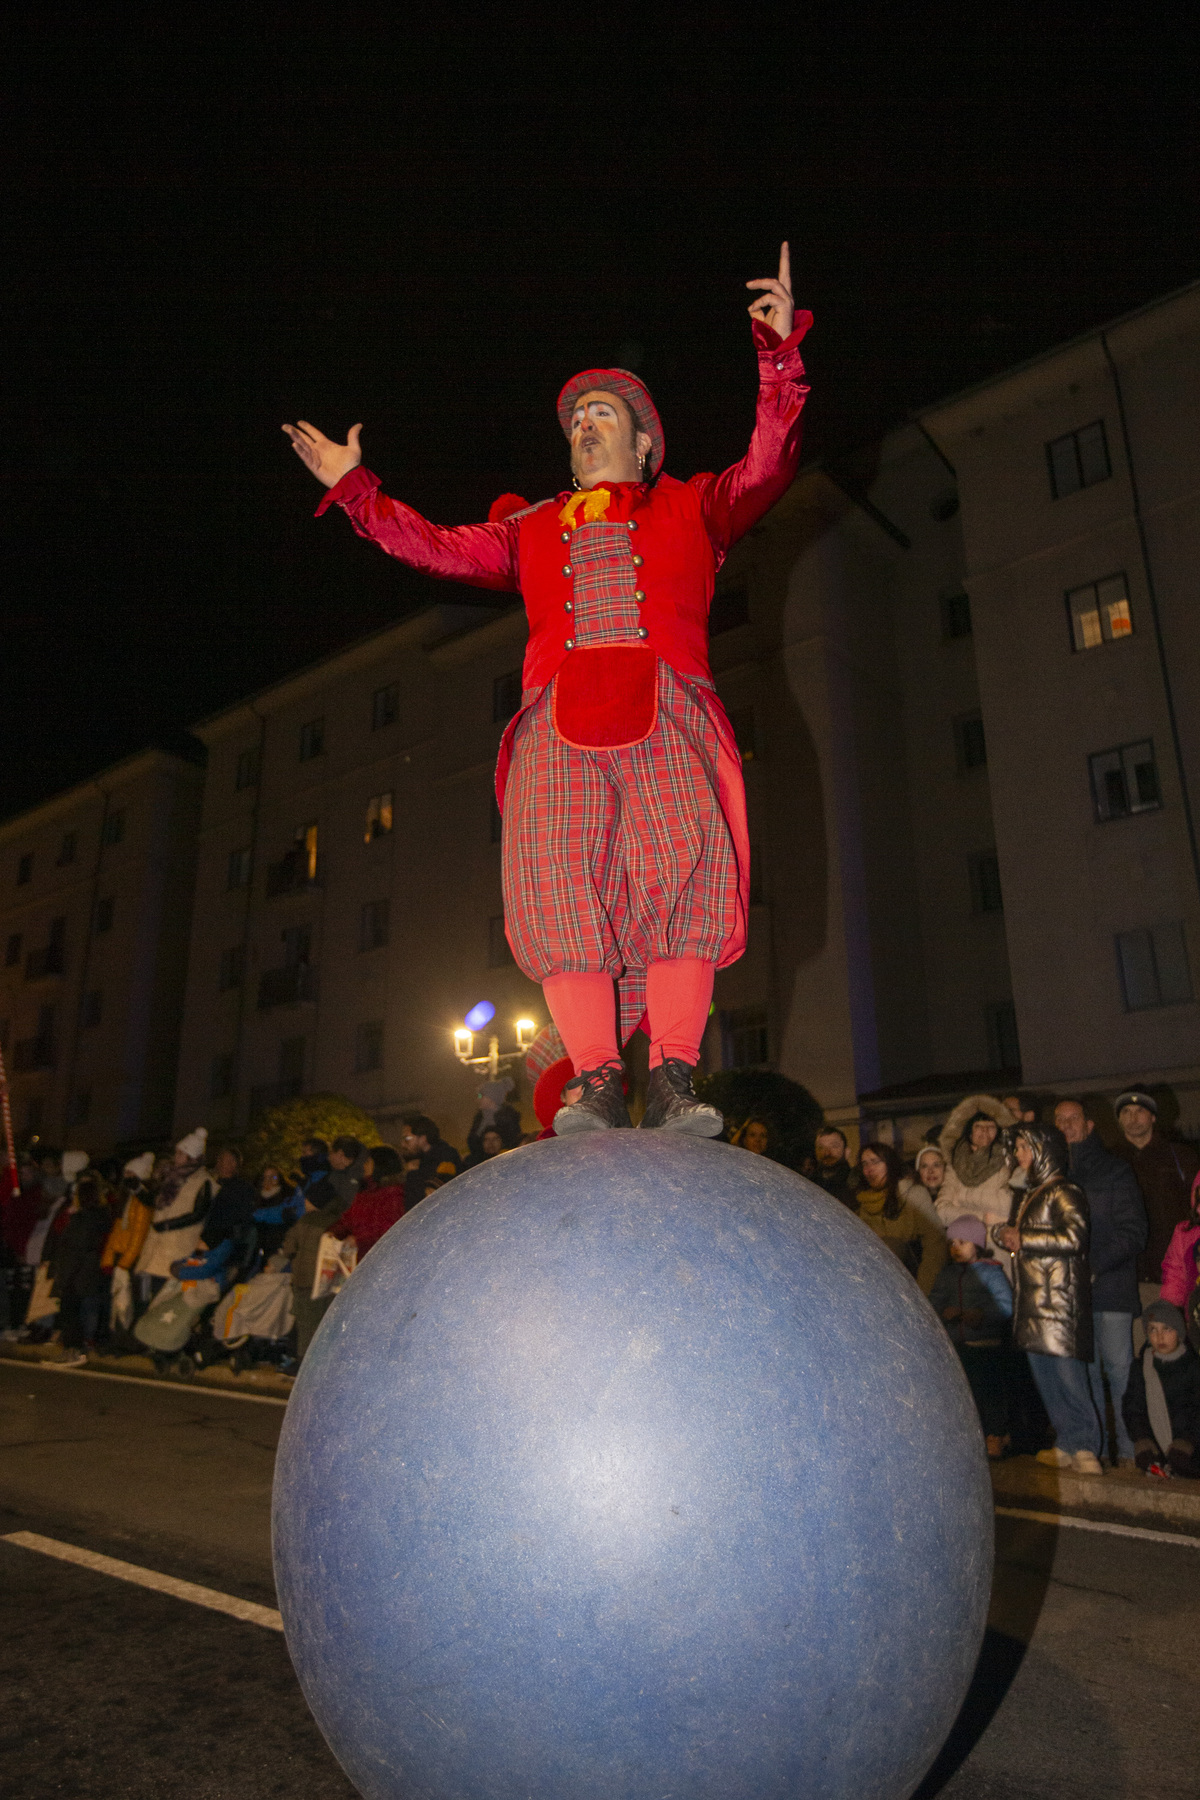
[175,1126,208,1160]
[123,1151,155,1180]
[62,1150,90,1180]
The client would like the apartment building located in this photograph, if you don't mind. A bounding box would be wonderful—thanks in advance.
[0,747,204,1150]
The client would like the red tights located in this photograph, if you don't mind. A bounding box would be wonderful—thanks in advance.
[542,960,715,1074]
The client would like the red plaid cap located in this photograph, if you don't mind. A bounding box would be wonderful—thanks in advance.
[557,369,665,476]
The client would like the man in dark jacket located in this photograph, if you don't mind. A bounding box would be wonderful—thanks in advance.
[1055,1099,1148,1465]
[803,1127,857,1209]
[1113,1088,1200,1294]
[401,1116,462,1211]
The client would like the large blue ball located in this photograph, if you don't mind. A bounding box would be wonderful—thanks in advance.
[273,1135,992,1800]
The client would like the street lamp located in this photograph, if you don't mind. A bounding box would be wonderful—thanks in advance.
[453,1008,539,1080]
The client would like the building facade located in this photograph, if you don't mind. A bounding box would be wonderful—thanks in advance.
[0,747,204,1151]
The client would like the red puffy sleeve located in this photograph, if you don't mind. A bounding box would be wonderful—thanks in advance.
[691,311,813,558]
[315,465,522,593]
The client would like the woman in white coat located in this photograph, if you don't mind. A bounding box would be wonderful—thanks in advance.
[935,1095,1018,1240]
[133,1127,212,1303]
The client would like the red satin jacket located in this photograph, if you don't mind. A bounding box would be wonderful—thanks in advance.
[316,315,812,697]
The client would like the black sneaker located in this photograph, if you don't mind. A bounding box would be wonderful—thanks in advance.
[640,1060,724,1136]
[553,1062,633,1134]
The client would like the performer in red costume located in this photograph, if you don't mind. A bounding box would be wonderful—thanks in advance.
[284,246,810,1135]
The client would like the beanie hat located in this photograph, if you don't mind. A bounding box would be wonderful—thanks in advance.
[123,1151,155,1180]
[946,1214,988,1249]
[61,1150,90,1181]
[556,369,665,477]
[175,1126,208,1161]
[1115,1089,1157,1118]
[1143,1299,1187,1342]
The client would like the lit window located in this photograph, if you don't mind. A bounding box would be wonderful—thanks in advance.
[364,792,394,842]
[372,683,400,730]
[359,899,390,952]
[355,1020,384,1073]
[955,713,987,771]
[236,746,260,790]
[1047,421,1111,498]
[296,823,318,880]
[1067,574,1133,651]
[1089,741,1160,823]
[299,718,325,761]
[1116,923,1193,1011]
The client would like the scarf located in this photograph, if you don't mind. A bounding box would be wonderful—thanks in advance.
[952,1139,1007,1189]
[154,1155,203,1213]
[1143,1343,1186,1454]
[857,1187,890,1218]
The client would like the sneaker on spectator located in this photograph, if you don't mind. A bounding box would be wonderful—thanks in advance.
[1035,1448,1074,1469]
[57,1350,87,1367]
[1071,1450,1104,1476]
[0,1329,23,1342]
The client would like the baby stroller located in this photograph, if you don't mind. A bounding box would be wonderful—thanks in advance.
[137,1223,259,1379]
[205,1250,297,1374]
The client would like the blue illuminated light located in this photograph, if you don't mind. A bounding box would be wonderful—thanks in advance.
[465,1001,496,1032]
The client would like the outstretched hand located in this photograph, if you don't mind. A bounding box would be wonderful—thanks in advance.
[282,419,363,489]
[746,242,794,341]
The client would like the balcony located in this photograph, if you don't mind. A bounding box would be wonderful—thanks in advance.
[13,1035,56,1072]
[265,849,323,899]
[249,1078,303,1117]
[25,944,65,981]
[257,964,318,1010]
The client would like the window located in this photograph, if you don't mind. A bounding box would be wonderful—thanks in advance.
[227,846,253,889]
[364,792,394,842]
[355,1020,384,1073]
[721,1007,770,1069]
[17,854,32,886]
[941,592,972,639]
[728,708,758,762]
[299,717,325,761]
[985,1001,1021,1070]
[219,944,246,991]
[81,990,103,1028]
[1047,420,1110,498]
[235,746,260,790]
[489,794,503,845]
[488,914,515,967]
[210,1052,235,1100]
[493,669,523,725]
[954,713,987,771]
[359,898,390,952]
[969,852,1004,915]
[1066,573,1133,651]
[1116,923,1193,1011]
[94,896,115,933]
[372,683,400,730]
[101,810,125,846]
[57,831,77,866]
[279,1035,306,1093]
[710,586,751,635]
[1089,741,1161,823]
[5,933,21,967]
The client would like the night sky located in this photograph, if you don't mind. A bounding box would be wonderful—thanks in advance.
[3,9,1197,818]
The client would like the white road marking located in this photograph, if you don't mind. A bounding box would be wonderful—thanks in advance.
[5,1359,288,1406]
[995,1504,1200,1549]
[2,1531,285,1630]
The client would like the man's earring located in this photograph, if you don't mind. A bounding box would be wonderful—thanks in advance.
[572,475,581,490]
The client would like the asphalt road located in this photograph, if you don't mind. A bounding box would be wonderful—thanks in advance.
[1,1360,1197,1800]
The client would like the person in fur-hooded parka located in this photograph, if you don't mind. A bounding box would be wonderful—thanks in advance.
[935,1093,1018,1233]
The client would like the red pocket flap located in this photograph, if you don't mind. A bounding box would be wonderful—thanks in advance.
[551,646,658,749]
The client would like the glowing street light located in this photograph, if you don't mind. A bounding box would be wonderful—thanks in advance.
[453,1005,539,1080]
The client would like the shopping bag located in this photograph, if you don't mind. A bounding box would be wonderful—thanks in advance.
[311,1233,357,1302]
[110,1266,134,1331]
[25,1262,59,1324]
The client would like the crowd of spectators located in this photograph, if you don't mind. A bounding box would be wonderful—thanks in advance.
[1,1078,1198,1482]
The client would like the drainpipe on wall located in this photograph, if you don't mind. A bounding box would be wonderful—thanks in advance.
[1099,331,1200,904]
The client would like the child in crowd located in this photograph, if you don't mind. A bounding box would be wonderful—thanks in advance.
[1122,1300,1200,1479]
[928,1215,1014,1459]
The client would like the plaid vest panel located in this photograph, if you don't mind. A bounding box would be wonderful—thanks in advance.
[568,521,643,646]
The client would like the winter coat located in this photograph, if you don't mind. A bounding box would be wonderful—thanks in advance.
[898,1177,944,1230]
[1007,1156,1093,1361]
[1122,1341,1200,1453]
[334,1183,406,1258]
[928,1258,1014,1346]
[1067,1131,1147,1315]
[49,1206,112,1300]
[1160,1217,1200,1311]
[101,1189,154,1272]
[1115,1133,1200,1282]
[200,1175,259,1251]
[404,1139,463,1211]
[805,1158,858,1209]
[854,1190,948,1296]
[134,1167,212,1278]
[936,1094,1017,1232]
[281,1192,349,1297]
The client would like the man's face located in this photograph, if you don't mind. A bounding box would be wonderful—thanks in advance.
[328,1147,353,1171]
[1054,1102,1093,1145]
[569,392,647,489]
[1119,1103,1155,1142]
[401,1130,429,1156]
[814,1132,845,1168]
[969,1119,998,1152]
[215,1149,239,1180]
